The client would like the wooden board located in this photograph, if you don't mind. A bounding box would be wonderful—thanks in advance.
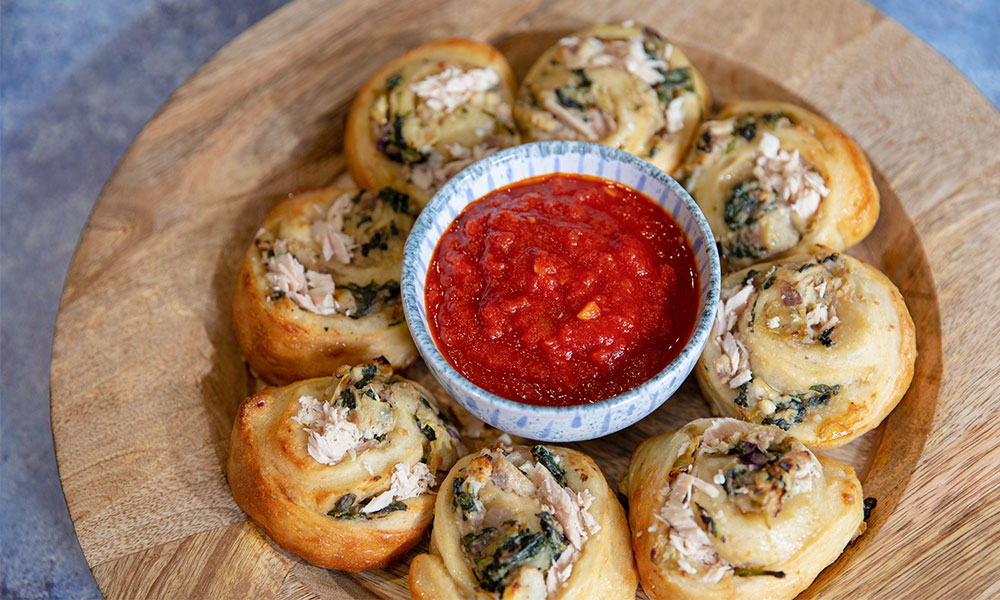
[49,0,1000,598]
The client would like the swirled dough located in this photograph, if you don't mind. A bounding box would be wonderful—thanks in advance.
[409,444,637,600]
[227,359,462,572]
[514,22,710,174]
[696,247,916,447]
[344,39,520,210]
[678,101,878,270]
[620,418,864,600]
[232,185,417,384]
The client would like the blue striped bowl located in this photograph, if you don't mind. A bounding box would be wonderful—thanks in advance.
[401,141,720,442]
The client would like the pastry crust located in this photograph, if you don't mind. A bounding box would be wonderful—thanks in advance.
[227,359,462,572]
[695,247,916,448]
[514,22,710,174]
[679,101,878,270]
[620,418,864,600]
[409,444,637,600]
[344,39,520,211]
[232,185,417,384]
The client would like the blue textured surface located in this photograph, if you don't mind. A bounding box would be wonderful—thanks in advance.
[401,141,720,441]
[0,1,997,597]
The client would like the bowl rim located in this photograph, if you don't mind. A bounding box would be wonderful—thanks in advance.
[401,140,721,417]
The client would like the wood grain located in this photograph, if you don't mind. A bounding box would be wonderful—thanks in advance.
[48,0,1000,598]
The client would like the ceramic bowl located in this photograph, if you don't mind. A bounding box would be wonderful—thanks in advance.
[401,141,720,442]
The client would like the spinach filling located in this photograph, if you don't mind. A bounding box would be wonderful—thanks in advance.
[452,477,479,518]
[327,493,406,520]
[760,384,841,430]
[377,187,410,214]
[351,363,378,389]
[554,69,594,111]
[653,67,693,106]
[462,517,568,594]
[342,280,400,318]
[377,114,426,165]
[531,445,567,486]
[735,568,786,578]
[724,180,763,231]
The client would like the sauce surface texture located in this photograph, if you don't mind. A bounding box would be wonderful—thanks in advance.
[425,173,700,406]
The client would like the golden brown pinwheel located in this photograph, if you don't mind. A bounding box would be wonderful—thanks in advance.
[696,247,915,447]
[515,22,710,174]
[344,39,520,210]
[620,418,864,600]
[409,444,637,599]
[227,359,461,571]
[232,185,416,384]
[679,101,878,271]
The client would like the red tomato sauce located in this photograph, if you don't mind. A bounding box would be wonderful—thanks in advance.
[425,174,700,406]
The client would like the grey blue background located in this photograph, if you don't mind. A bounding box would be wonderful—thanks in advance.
[1,1,997,597]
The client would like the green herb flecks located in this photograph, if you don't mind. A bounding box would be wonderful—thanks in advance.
[818,327,835,347]
[385,73,402,91]
[735,380,752,408]
[695,503,718,537]
[377,187,410,213]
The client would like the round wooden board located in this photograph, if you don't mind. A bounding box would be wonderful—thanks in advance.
[50,0,1000,598]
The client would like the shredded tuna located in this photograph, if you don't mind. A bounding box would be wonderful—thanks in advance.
[528,464,600,550]
[409,143,497,191]
[659,473,729,582]
[543,97,602,141]
[310,192,356,264]
[712,283,755,388]
[410,67,500,113]
[265,247,341,316]
[545,544,578,595]
[491,456,535,496]
[802,276,840,336]
[665,96,686,134]
[753,132,829,221]
[560,34,667,85]
[700,418,749,449]
[293,396,364,465]
[363,461,437,513]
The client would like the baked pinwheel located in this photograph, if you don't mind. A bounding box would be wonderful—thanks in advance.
[409,444,637,599]
[679,101,878,270]
[514,22,710,174]
[227,359,462,571]
[232,185,416,384]
[344,39,520,210]
[620,418,864,600]
[696,247,916,448]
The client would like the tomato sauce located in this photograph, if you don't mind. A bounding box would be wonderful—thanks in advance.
[425,174,700,406]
